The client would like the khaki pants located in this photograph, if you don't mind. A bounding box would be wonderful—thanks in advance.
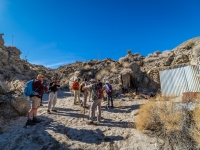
[74,90,81,104]
[31,96,41,108]
[83,91,88,107]
[48,91,57,110]
[89,99,102,122]
[88,91,92,101]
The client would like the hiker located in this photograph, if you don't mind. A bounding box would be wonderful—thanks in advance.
[25,74,48,126]
[47,77,60,114]
[80,78,89,108]
[72,78,81,105]
[83,79,104,125]
[104,81,113,109]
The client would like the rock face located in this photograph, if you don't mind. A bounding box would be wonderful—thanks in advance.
[0,34,54,131]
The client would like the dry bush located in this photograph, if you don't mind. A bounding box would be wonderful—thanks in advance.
[10,80,25,92]
[135,95,197,149]
[187,41,195,48]
[1,80,25,92]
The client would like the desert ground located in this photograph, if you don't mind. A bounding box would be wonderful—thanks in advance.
[0,91,158,150]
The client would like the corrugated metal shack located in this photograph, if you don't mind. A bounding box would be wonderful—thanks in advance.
[159,65,200,99]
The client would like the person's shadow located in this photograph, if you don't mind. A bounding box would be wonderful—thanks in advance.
[51,124,124,144]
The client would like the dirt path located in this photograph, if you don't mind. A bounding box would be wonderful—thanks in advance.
[0,91,158,150]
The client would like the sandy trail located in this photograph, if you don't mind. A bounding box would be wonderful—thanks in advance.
[0,91,157,150]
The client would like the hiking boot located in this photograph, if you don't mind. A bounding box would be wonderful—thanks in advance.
[110,106,114,109]
[32,117,42,123]
[87,121,94,125]
[25,119,36,126]
[51,109,57,112]
[106,106,110,109]
[47,110,51,114]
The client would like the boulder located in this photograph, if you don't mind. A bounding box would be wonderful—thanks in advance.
[10,96,30,116]
[0,103,19,119]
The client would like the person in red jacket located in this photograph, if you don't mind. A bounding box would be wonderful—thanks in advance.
[72,78,81,105]
[25,74,48,126]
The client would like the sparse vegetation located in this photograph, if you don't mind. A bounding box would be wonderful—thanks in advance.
[127,49,131,55]
[187,41,195,48]
[135,95,199,149]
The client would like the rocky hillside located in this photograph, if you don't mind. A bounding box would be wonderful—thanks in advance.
[56,36,200,97]
[1,33,200,132]
[0,34,55,132]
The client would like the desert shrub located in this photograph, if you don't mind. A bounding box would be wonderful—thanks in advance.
[135,95,197,149]
[187,41,195,48]
[11,80,25,92]
[127,49,131,55]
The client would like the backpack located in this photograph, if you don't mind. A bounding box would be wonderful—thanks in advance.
[23,79,39,96]
[93,84,104,99]
[79,83,85,93]
[106,84,112,94]
[72,81,79,90]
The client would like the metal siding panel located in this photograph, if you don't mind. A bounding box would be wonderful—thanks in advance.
[159,65,200,96]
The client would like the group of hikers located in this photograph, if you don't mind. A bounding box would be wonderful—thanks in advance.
[24,74,113,127]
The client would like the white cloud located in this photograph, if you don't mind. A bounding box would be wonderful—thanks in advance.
[46,61,74,68]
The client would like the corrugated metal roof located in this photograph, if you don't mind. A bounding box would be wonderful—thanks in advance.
[160,65,200,96]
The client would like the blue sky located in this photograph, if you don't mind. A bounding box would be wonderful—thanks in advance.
[1,0,200,68]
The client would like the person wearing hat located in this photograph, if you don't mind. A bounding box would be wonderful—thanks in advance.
[83,79,103,125]
[104,80,113,109]
[25,74,48,126]
[47,77,60,114]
